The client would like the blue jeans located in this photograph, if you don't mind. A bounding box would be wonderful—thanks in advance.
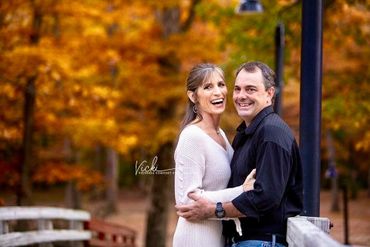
[232,240,286,247]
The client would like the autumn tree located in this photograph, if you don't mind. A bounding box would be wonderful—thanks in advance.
[1,2,368,246]
[321,0,370,198]
[0,0,52,205]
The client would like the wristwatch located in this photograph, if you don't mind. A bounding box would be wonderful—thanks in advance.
[215,202,225,218]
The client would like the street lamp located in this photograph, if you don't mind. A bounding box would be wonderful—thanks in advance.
[236,0,324,217]
[274,1,300,116]
[236,0,264,14]
[237,0,284,116]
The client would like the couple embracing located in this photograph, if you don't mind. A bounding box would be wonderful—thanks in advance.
[173,62,303,247]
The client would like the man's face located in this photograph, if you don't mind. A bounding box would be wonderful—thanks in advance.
[233,68,274,125]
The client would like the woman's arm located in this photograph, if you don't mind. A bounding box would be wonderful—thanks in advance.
[175,153,255,205]
[200,169,256,203]
[175,153,238,205]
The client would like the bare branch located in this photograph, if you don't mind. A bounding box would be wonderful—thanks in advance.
[180,0,201,32]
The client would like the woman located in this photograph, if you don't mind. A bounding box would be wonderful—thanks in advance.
[173,63,255,247]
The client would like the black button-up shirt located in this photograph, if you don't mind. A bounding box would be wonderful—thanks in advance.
[224,106,303,245]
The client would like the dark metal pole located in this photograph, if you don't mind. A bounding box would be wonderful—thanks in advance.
[299,0,323,216]
[274,22,284,115]
[342,185,350,245]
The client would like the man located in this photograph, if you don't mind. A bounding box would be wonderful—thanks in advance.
[176,61,303,247]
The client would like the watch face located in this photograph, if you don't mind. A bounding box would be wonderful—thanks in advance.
[216,210,225,218]
[215,202,225,218]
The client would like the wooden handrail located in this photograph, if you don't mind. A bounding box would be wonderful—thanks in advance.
[86,218,136,247]
[287,216,342,247]
[0,206,136,247]
[0,207,90,222]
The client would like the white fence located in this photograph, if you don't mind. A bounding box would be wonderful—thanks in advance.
[0,207,91,247]
[287,216,343,247]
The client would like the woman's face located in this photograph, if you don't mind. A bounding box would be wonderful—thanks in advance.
[195,71,227,116]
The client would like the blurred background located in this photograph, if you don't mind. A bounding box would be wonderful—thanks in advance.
[0,0,369,246]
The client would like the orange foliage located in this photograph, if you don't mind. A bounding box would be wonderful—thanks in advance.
[32,162,104,191]
[1,0,368,189]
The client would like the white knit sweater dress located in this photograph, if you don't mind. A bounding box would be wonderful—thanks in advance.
[173,125,243,247]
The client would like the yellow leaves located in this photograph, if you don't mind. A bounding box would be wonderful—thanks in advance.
[0,84,18,100]
[91,86,120,101]
[246,29,258,38]
[106,49,120,63]
[83,25,107,38]
[107,100,115,109]
[148,122,178,153]
[33,163,70,184]
[58,1,105,20]
[64,116,138,155]
[4,46,44,78]
[0,127,22,141]
[51,70,61,81]
[75,65,98,79]
[65,118,114,147]
[58,115,141,157]
[277,0,298,6]
[116,135,138,154]
[32,162,104,191]
[169,23,223,70]
[341,2,369,24]
[355,131,370,152]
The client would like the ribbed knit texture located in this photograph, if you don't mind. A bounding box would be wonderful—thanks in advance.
[173,125,243,247]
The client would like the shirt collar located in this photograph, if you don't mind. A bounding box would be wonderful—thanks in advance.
[236,106,275,136]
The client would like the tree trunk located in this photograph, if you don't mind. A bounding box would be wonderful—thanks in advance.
[145,6,181,247]
[18,76,36,206]
[105,148,119,213]
[368,167,370,198]
[145,143,173,247]
[17,0,43,206]
[63,138,81,209]
[145,3,200,246]
[65,180,81,209]
[88,145,105,200]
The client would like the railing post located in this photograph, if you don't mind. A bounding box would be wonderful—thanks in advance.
[0,221,9,234]
[38,219,53,247]
[38,219,53,230]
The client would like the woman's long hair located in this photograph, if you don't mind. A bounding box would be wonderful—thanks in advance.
[180,63,225,131]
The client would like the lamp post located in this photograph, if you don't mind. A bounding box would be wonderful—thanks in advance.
[237,0,283,116]
[236,0,323,216]
[300,0,323,217]
[274,0,301,116]
[274,22,284,116]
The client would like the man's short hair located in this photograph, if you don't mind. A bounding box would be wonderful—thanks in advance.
[236,61,276,90]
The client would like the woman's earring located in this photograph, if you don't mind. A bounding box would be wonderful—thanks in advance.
[193,105,197,114]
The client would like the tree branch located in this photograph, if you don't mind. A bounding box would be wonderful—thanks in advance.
[180,0,201,32]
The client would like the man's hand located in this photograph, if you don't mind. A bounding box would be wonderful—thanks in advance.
[243,168,256,192]
[175,193,214,221]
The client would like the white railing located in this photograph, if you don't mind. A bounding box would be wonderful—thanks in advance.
[0,207,91,247]
[287,216,343,247]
